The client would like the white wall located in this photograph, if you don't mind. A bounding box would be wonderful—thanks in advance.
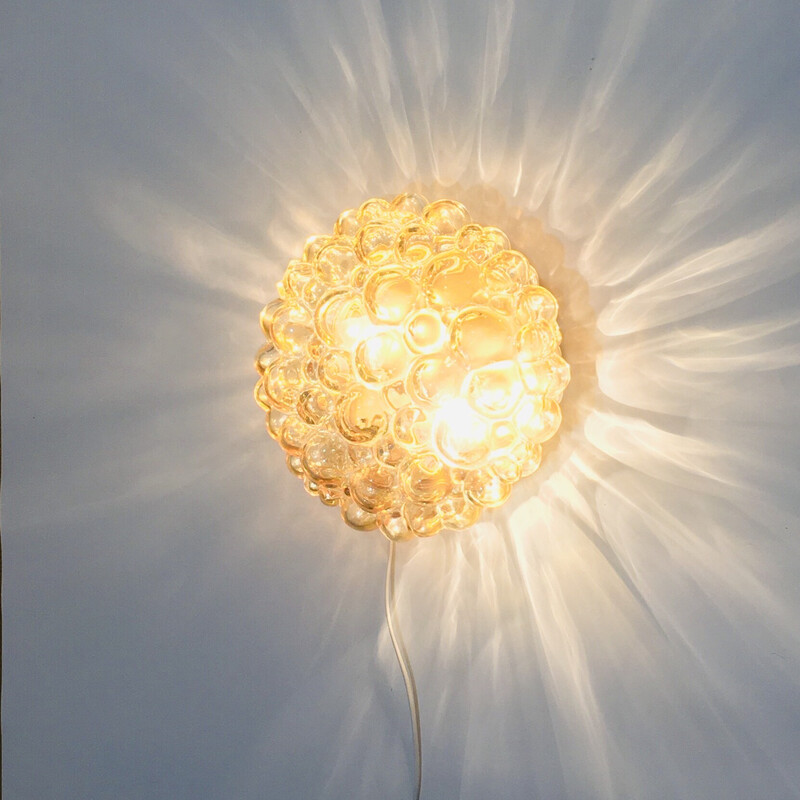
[3,0,800,797]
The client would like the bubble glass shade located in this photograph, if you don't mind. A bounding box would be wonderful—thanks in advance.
[255,194,569,540]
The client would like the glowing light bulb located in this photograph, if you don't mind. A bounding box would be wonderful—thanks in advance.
[254,193,569,539]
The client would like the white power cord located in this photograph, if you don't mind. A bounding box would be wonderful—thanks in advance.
[385,540,422,800]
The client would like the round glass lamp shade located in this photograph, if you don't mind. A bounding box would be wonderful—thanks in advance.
[254,194,569,540]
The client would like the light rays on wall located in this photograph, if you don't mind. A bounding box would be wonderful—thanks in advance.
[65,0,800,795]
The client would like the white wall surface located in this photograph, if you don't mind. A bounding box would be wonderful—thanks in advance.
[3,1,800,798]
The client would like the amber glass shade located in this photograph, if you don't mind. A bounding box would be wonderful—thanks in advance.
[255,194,569,540]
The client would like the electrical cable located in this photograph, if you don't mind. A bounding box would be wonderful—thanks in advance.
[385,540,422,800]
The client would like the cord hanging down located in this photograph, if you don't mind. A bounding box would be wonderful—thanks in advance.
[385,540,422,800]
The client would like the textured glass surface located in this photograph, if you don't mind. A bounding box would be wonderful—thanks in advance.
[255,194,568,539]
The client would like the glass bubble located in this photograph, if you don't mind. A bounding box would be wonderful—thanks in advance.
[467,226,509,263]
[314,289,360,346]
[328,297,375,349]
[317,349,351,392]
[490,420,517,452]
[465,470,511,507]
[351,463,397,512]
[302,430,351,482]
[355,330,408,385]
[449,467,469,486]
[255,342,279,375]
[464,360,523,418]
[276,281,290,301]
[363,267,421,325]
[392,406,428,450]
[286,453,304,476]
[280,416,311,454]
[491,455,522,483]
[260,298,283,338]
[303,235,330,263]
[301,358,316,383]
[486,250,534,286]
[404,308,446,354]
[423,199,470,236]
[396,222,436,264]
[282,260,314,302]
[297,385,334,425]
[336,306,378,350]
[254,377,271,411]
[438,495,481,529]
[450,307,515,367]
[411,417,432,450]
[408,356,465,405]
[341,500,378,531]
[348,263,372,290]
[375,437,407,467]
[390,192,427,219]
[482,260,515,294]
[516,395,562,443]
[421,251,484,310]
[318,483,341,506]
[516,285,558,325]
[403,501,442,537]
[301,278,327,311]
[267,408,289,440]
[335,386,389,444]
[265,358,304,410]
[509,440,543,477]
[513,394,543,434]
[455,224,485,251]
[432,235,456,254]
[487,293,515,316]
[315,240,358,285]
[334,208,360,238]
[377,507,415,541]
[383,380,412,411]
[539,397,563,441]
[516,321,560,362]
[306,336,324,361]
[519,354,571,397]
[355,222,397,265]
[357,197,391,225]
[521,445,543,477]
[271,304,313,354]
[304,357,319,383]
[348,444,375,468]
[432,399,491,468]
[399,454,451,504]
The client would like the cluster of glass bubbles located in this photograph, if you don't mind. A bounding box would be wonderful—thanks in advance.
[255,194,569,540]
